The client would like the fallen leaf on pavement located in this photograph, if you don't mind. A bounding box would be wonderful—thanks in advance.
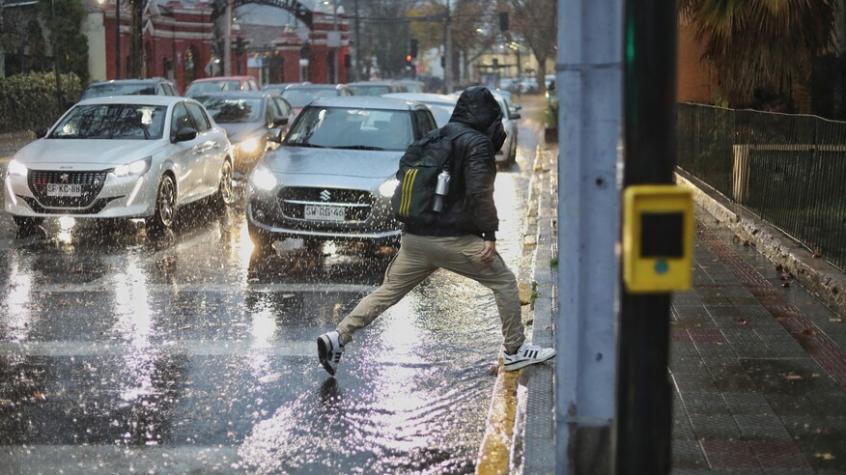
[784,372,803,381]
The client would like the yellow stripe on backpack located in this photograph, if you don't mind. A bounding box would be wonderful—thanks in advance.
[401,169,418,216]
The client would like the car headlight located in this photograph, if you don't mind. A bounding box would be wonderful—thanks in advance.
[249,164,277,192]
[238,137,261,155]
[112,157,151,177]
[7,159,27,177]
[378,178,400,198]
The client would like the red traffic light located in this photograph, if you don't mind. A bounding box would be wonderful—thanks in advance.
[405,54,413,63]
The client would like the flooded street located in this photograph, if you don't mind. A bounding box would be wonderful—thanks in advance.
[0,113,543,474]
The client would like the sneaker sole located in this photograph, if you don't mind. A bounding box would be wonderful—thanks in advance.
[503,352,556,372]
[316,336,336,376]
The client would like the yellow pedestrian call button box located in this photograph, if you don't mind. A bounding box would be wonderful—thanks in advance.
[623,185,694,293]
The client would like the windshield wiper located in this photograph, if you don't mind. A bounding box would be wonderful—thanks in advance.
[286,142,326,148]
[336,145,386,151]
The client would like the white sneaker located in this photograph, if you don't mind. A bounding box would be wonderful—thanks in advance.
[503,343,556,371]
[317,331,344,376]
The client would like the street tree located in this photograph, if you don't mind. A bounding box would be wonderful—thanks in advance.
[508,0,555,94]
[39,0,89,84]
[680,0,837,110]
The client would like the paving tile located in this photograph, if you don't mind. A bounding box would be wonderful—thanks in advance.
[734,415,790,438]
[763,394,821,418]
[700,438,760,470]
[748,438,812,470]
[673,438,709,469]
[688,414,741,439]
[680,392,730,415]
[722,393,773,415]
[673,371,719,393]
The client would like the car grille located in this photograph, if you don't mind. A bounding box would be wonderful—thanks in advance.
[278,187,373,222]
[27,170,108,208]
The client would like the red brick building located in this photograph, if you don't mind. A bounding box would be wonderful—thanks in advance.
[243,12,350,85]
[97,0,349,92]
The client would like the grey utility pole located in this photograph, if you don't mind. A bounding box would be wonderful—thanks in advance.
[115,0,121,78]
[0,0,5,78]
[224,0,233,75]
[353,0,360,81]
[443,0,452,92]
[556,0,622,472]
[332,0,339,83]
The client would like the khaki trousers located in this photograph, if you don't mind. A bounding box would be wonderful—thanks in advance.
[336,233,526,353]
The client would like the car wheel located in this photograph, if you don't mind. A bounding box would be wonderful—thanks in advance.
[146,174,176,232]
[12,216,44,228]
[212,159,235,209]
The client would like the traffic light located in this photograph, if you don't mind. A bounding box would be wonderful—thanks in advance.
[405,54,413,64]
[410,39,419,59]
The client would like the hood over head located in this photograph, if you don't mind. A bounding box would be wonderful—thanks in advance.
[449,86,503,132]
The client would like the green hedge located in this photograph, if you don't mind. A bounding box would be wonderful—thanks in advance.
[0,72,82,133]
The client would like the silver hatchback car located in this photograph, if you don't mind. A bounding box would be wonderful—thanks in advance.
[246,97,438,251]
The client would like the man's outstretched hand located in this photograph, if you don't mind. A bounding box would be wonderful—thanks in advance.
[481,241,497,263]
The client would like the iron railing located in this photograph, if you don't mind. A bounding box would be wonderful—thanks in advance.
[677,103,846,270]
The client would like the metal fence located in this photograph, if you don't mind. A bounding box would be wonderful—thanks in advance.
[677,103,846,270]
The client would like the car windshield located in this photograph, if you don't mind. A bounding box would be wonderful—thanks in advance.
[281,88,338,107]
[50,104,167,140]
[197,97,263,123]
[81,83,158,100]
[186,80,241,95]
[285,107,413,151]
[348,85,391,96]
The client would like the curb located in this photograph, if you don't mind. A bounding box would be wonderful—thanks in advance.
[475,144,557,475]
[677,169,846,318]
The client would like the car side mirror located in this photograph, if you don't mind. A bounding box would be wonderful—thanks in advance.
[515,105,523,111]
[34,128,48,139]
[274,117,289,127]
[173,127,198,142]
[267,129,283,143]
[509,113,522,120]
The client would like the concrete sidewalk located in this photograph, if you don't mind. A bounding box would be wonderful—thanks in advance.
[671,210,846,474]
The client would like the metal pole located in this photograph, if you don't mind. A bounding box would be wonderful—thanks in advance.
[332,0,339,83]
[556,0,622,472]
[0,0,6,79]
[353,0,360,81]
[51,0,62,110]
[443,0,452,92]
[224,0,232,76]
[614,0,678,473]
[115,0,121,78]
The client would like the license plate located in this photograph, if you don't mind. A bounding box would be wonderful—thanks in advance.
[46,183,82,197]
[304,205,345,221]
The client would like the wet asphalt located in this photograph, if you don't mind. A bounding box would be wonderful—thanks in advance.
[0,112,544,474]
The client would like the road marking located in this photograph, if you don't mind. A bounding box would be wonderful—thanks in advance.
[8,282,377,294]
[0,339,315,357]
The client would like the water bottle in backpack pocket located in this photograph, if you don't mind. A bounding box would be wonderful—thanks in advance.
[391,130,458,225]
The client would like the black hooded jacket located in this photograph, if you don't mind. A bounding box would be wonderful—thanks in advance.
[405,86,505,241]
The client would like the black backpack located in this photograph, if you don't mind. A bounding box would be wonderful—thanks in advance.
[391,128,468,225]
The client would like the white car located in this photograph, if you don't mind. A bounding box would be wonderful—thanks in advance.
[4,96,235,230]
[409,91,520,165]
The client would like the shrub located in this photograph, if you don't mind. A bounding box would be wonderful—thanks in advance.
[0,72,82,133]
